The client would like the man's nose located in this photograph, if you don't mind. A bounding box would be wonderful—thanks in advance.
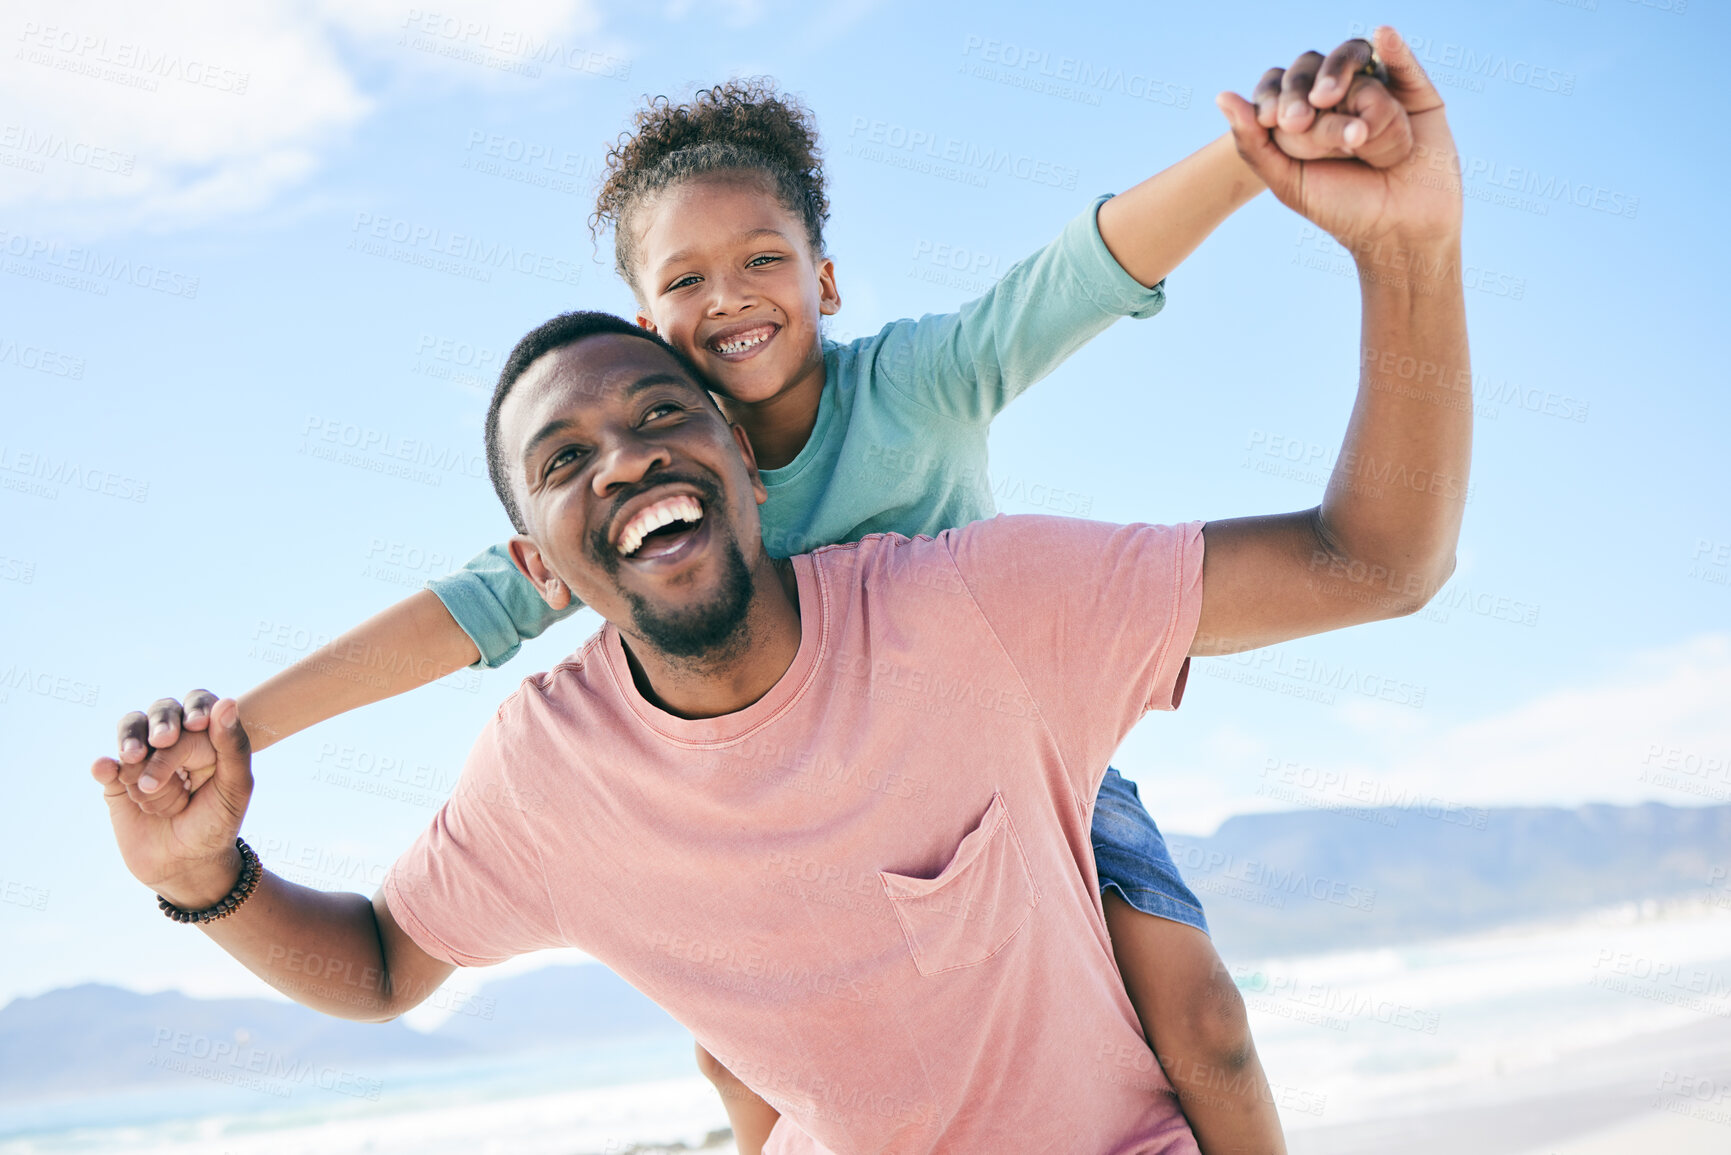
[591,434,671,497]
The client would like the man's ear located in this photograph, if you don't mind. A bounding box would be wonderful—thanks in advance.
[816,256,841,316]
[506,535,572,610]
[729,423,768,507]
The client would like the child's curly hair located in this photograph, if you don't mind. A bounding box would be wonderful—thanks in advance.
[592,78,829,294]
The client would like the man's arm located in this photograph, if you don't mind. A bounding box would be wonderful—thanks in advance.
[1097,39,1415,289]
[93,700,453,1020]
[1194,28,1468,655]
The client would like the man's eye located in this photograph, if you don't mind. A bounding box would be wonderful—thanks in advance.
[643,402,683,423]
[543,446,582,477]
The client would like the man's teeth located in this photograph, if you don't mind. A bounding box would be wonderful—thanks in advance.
[714,329,771,355]
[617,495,704,557]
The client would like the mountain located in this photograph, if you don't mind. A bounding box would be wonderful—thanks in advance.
[1166,800,1731,959]
[433,961,682,1050]
[0,982,472,1102]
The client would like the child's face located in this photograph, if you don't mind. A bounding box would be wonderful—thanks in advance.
[632,174,840,406]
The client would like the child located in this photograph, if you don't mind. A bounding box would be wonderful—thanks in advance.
[128,46,1411,1155]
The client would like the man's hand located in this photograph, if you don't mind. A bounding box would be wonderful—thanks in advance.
[93,695,253,911]
[1219,26,1460,253]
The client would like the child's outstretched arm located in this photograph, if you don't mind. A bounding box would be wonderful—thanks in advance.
[118,541,579,759]
[1097,34,1414,289]
[235,590,482,750]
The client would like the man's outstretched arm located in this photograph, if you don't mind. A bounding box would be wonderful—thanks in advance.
[92,699,453,1021]
[1194,27,1469,655]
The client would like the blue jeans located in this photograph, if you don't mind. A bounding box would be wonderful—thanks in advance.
[1091,766,1208,933]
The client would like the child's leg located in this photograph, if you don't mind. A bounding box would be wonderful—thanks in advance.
[1093,768,1286,1155]
[694,1042,781,1155]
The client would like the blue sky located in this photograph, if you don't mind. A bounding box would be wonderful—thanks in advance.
[1,0,1726,1007]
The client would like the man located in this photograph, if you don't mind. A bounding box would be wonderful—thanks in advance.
[94,30,1467,1154]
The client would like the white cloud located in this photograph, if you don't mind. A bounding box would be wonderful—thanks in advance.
[1128,633,1731,834]
[0,0,602,233]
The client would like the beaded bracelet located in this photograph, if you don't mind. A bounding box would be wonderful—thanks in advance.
[157,838,261,924]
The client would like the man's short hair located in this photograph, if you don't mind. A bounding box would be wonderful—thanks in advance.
[484,311,717,533]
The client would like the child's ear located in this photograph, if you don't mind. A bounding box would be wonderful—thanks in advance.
[635,310,658,334]
[816,256,841,316]
[507,535,572,610]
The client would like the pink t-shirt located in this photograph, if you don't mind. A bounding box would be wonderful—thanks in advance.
[384,515,1205,1155]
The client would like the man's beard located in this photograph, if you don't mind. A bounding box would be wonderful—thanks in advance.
[588,473,757,662]
[622,531,755,661]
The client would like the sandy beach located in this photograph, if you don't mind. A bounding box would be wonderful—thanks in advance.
[1288,1016,1731,1155]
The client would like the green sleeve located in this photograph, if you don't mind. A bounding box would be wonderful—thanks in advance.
[426,544,583,669]
[873,193,1166,424]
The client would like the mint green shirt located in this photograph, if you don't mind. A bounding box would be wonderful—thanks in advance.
[431,194,1165,667]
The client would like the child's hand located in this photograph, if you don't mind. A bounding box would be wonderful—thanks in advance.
[1254,38,1412,170]
[1217,25,1460,254]
[92,695,255,911]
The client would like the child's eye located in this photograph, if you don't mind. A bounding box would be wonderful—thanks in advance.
[667,274,700,291]
[746,254,780,268]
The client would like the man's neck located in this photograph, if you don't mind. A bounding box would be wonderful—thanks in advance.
[620,557,802,719]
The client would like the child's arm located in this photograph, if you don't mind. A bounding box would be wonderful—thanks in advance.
[141,545,579,756]
[1095,134,1264,289]
[235,590,481,750]
[1097,40,1413,289]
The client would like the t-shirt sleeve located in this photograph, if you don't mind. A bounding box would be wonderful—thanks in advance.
[382,700,566,967]
[426,544,585,669]
[944,515,1204,791]
[870,194,1166,425]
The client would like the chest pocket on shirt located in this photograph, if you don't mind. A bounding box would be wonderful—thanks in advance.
[879,792,1041,976]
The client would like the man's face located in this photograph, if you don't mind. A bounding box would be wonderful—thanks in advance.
[501,333,769,660]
